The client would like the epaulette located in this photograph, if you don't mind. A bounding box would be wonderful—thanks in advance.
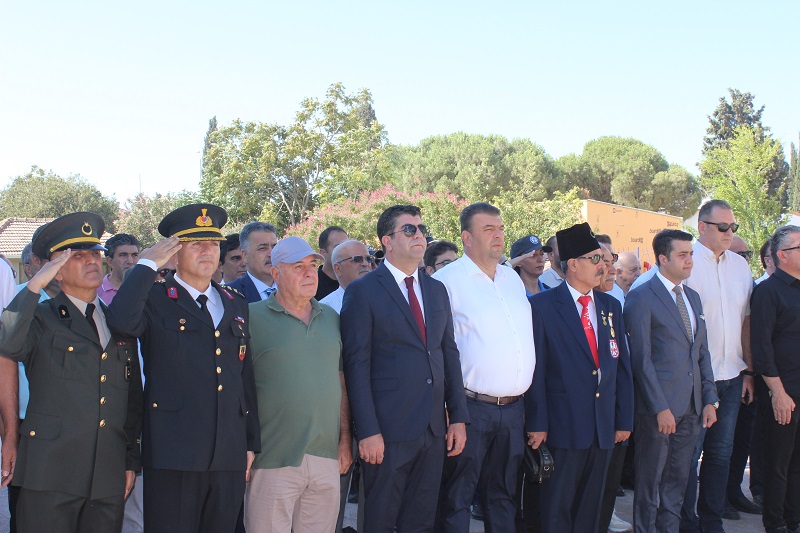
[155,279,166,284]
[221,285,245,299]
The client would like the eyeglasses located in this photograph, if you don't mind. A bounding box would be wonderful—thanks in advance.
[575,254,603,265]
[735,250,752,261]
[337,255,376,265]
[780,245,800,253]
[701,220,740,233]
[157,268,174,278]
[387,224,429,238]
[435,259,455,268]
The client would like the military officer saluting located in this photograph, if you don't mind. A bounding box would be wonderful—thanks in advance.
[0,212,143,533]
[106,203,260,533]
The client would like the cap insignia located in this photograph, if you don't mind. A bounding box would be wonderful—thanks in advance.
[196,208,213,227]
[81,222,93,236]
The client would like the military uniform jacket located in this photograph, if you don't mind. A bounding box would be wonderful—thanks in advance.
[106,265,260,472]
[0,289,143,500]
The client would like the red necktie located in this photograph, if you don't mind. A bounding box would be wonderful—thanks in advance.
[404,276,427,346]
[578,295,599,368]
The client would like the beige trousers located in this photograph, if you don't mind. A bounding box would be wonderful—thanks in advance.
[244,454,340,533]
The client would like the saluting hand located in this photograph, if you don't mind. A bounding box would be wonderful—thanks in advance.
[27,248,72,294]
[140,236,182,269]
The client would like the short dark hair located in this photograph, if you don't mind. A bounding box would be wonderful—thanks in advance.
[759,240,771,269]
[220,233,240,265]
[319,226,347,250]
[21,243,33,265]
[698,199,733,222]
[424,240,458,268]
[771,225,800,267]
[652,229,693,266]
[595,234,612,246]
[377,205,422,250]
[240,221,277,251]
[105,233,141,257]
[460,202,501,233]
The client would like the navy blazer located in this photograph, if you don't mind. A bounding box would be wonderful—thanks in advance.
[624,277,718,417]
[526,282,634,449]
[107,265,260,471]
[225,273,263,304]
[341,263,469,443]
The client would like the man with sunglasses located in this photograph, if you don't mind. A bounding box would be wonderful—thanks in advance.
[680,199,755,533]
[319,240,373,314]
[341,205,468,532]
[527,222,633,533]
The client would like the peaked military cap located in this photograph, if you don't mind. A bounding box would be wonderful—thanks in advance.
[158,203,227,242]
[32,212,106,260]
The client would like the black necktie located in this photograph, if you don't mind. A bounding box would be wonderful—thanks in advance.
[85,303,100,342]
[196,294,213,324]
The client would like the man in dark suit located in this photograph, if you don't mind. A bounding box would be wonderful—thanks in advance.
[625,229,719,533]
[226,221,279,303]
[527,222,634,533]
[0,212,142,533]
[341,204,469,532]
[106,204,261,533]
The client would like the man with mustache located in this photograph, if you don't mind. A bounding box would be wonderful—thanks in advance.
[226,222,279,303]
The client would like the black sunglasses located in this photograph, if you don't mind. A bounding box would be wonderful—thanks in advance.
[337,255,376,265]
[702,220,740,233]
[576,254,603,265]
[387,224,429,238]
[157,268,174,278]
[735,250,752,260]
[780,245,800,253]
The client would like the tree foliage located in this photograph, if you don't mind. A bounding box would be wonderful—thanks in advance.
[702,88,788,202]
[116,191,201,247]
[494,188,584,246]
[788,136,800,212]
[0,166,120,231]
[700,125,786,269]
[390,133,560,202]
[200,83,390,230]
[555,137,701,218]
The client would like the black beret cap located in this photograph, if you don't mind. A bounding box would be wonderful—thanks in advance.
[556,222,600,262]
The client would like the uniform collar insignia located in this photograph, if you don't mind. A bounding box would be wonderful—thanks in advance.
[58,305,70,319]
[167,286,179,299]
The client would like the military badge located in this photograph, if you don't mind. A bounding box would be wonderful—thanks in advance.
[609,312,616,338]
[196,208,213,227]
[239,345,246,360]
[610,339,619,358]
[168,287,178,299]
[58,305,70,318]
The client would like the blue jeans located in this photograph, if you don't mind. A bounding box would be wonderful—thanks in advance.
[680,374,743,533]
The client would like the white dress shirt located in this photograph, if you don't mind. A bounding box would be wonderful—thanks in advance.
[434,255,536,397]
[685,241,752,381]
[65,294,111,348]
[174,273,224,327]
[319,286,345,314]
[383,259,425,320]
[655,271,696,336]
[565,282,599,347]
[608,282,626,310]
[248,272,277,300]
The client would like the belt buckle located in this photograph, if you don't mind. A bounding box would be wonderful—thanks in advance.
[496,396,502,406]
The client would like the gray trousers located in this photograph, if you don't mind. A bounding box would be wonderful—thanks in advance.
[633,411,701,533]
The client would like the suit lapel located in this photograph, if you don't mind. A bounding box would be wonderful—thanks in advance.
[376,264,425,347]
[166,274,214,328]
[53,292,102,347]
[649,278,692,343]
[553,283,595,366]
[214,281,236,329]
[243,275,260,303]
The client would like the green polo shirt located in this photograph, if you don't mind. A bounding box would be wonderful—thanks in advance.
[249,295,342,469]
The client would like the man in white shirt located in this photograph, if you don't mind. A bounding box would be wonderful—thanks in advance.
[319,240,373,314]
[538,235,564,288]
[433,202,536,533]
[680,199,755,533]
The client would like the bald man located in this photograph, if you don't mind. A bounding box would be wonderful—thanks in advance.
[615,252,641,296]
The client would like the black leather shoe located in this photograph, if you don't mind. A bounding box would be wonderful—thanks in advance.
[722,501,741,520]
[470,503,484,521]
[729,492,763,514]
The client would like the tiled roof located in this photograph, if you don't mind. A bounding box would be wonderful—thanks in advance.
[0,217,112,257]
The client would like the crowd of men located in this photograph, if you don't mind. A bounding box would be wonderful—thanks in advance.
[0,197,798,533]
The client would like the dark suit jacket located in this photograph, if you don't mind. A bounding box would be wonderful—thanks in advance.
[226,273,264,304]
[106,265,260,472]
[624,276,718,417]
[341,263,469,443]
[526,282,634,449]
[0,289,142,499]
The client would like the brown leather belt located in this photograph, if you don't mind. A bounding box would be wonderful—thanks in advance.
[465,388,520,406]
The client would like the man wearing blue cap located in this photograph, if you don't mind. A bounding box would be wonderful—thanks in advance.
[0,212,143,533]
[106,203,260,533]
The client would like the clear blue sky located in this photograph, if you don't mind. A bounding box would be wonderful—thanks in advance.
[1,0,798,206]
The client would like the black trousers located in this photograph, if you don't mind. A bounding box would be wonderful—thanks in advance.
[760,392,800,530]
[361,427,444,533]
[8,483,20,533]
[144,468,245,533]
[598,442,627,532]
[17,487,125,533]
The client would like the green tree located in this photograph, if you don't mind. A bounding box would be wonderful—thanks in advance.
[390,133,560,202]
[0,166,120,231]
[116,191,200,247]
[201,83,390,229]
[494,188,583,246]
[788,136,800,212]
[703,88,788,202]
[202,116,218,166]
[700,125,786,270]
